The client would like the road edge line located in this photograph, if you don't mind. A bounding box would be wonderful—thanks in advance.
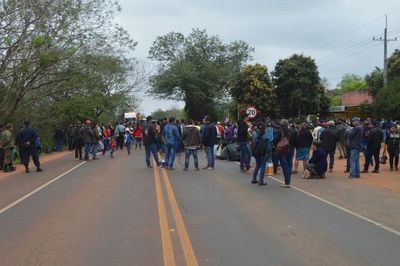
[0,161,87,215]
[152,158,176,266]
[161,167,199,266]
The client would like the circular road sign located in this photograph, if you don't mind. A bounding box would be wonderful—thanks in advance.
[246,106,258,118]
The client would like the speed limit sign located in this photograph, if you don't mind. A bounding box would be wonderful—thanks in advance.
[246,106,257,118]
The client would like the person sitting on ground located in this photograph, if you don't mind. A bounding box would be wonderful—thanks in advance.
[305,141,327,179]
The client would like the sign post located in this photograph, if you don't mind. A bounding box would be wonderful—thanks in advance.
[246,106,258,119]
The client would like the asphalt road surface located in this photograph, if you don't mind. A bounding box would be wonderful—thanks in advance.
[0,149,399,266]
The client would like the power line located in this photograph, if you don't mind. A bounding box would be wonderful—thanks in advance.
[318,43,382,66]
[316,39,372,62]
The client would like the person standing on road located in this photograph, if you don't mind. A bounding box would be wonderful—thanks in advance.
[83,120,95,160]
[0,124,16,173]
[54,127,64,152]
[363,121,384,173]
[251,122,272,186]
[163,117,180,170]
[115,122,125,150]
[274,119,292,187]
[182,119,201,171]
[124,129,134,155]
[133,123,143,150]
[237,117,251,172]
[202,116,217,170]
[320,120,339,173]
[143,116,161,168]
[348,117,363,178]
[386,124,400,171]
[18,120,43,173]
[101,125,112,156]
[337,120,348,159]
[293,122,313,176]
[67,124,74,151]
[71,122,83,160]
[362,118,373,168]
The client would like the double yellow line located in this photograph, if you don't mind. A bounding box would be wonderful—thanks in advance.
[152,158,198,266]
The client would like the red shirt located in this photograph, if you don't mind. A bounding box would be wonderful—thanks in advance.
[133,126,143,138]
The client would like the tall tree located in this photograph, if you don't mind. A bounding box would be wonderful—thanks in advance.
[272,54,328,117]
[336,74,368,92]
[148,29,254,120]
[230,64,278,118]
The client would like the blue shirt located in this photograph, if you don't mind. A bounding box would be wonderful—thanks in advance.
[163,124,179,146]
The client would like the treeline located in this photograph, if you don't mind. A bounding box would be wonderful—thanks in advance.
[0,0,142,148]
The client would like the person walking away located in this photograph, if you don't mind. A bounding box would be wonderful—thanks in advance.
[163,117,180,170]
[274,119,292,187]
[289,123,298,172]
[251,122,272,185]
[54,127,64,152]
[363,121,384,173]
[102,125,111,155]
[237,117,251,172]
[82,120,94,160]
[386,124,400,171]
[0,124,4,171]
[202,116,217,170]
[133,123,143,150]
[0,124,16,172]
[293,122,313,176]
[143,116,161,168]
[348,117,363,178]
[306,141,327,178]
[124,129,134,155]
[115,122,125,150]
[67,124,74,151]
[72,122,84,160]
[320,120,339,173]
[344,124,353,173]
[18,121,43,173]
[337,120,348,159]
[182,120,201,171]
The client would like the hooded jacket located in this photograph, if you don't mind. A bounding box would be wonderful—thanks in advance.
[182,125,201,149]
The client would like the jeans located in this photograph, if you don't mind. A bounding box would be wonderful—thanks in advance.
[92,144,98,159]
[239,142,251,169]
[21,146,41,167]
[75,144,82,159]
[350,149,360,177]
[326,150,335,170]
[164,143,176,168]
[55,140,63,152]
[184,149,199,169]
[84,143,92,160]
[145,144,160,167]
[205,145,215,168]
[278,153,291,185]
[126,143,132,155]
[253,157,268,182]
[102,138,109,155]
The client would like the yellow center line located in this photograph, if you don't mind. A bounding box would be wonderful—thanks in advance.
[161,167,199,266]
[152,158,176,266]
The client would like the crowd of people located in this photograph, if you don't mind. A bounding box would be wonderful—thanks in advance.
[2,115,399,190]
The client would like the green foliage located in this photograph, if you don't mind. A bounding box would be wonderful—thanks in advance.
[337,74,368,92]
[326,89,342,106]
[365,67,383,97]
[388,49,400,81]
[149,29,254,120]
[272,54,329,117]
[151,107,185,120]
[373,78,400,118]
[230,64,278,118]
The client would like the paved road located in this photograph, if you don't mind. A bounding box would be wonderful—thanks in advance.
[0,150,399,266]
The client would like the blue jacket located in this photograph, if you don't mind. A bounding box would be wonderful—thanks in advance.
[18,127,38,147]
[202,123,217,147]
[163,123,179,146]
[348,125,363,151]
[252,129,272,160]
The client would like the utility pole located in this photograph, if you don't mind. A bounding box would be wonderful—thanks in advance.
[373,15,397,87]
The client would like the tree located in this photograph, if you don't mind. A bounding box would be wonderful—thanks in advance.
[148,29,254,120]
[336,74,368,92]
[374,77,400,118]
[272,54,328,117]
[230,64,278,119]
[388,49,400,81]
[365,67,384,97]
[151,107,184,120]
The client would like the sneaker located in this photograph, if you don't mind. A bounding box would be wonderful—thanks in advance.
[37,167,43,172]
[371,170,379,173]
[251,180,258,184]
[207,167,213,170]
[361,170,369,173]
[280,184,291,188]
[344,170,349,173]
[258,181,267,186]
[203,166,209,170]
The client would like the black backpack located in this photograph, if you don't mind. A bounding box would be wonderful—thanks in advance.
[252,130,267,158]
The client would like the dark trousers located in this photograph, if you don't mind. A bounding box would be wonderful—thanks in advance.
[346,146,351,171]
[184,149,199,169]
[365,148,380,171]
[75,144,83,159]
[278,153,292,185]
[68,137,74,151]
[388,148,399,169]
[145,144,160,167]
[21,146,40,168]
[0,148,4,169]
[326,150,335,170]
[117,135,124,150]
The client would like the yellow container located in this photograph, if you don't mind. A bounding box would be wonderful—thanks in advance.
[266,162,274,176]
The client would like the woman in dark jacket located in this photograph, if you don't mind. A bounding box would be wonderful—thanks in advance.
[273,119,292,187]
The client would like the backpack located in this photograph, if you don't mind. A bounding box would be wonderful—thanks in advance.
[275,131,289,155]
[255,135,267,158]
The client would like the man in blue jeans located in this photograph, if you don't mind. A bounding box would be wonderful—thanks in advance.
[237,117,251,171]
[163,117,180,170]
[348,117,363,178]
[202,116,217,170]
[143,116,161,168]
[182,119,201,171]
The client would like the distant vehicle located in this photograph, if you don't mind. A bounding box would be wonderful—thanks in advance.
[124,112,137,124]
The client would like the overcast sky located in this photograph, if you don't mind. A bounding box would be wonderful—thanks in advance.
[114,0,400,115]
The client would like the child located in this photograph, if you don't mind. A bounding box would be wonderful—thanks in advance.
[110,137,117,158]
[124,129,134,155]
